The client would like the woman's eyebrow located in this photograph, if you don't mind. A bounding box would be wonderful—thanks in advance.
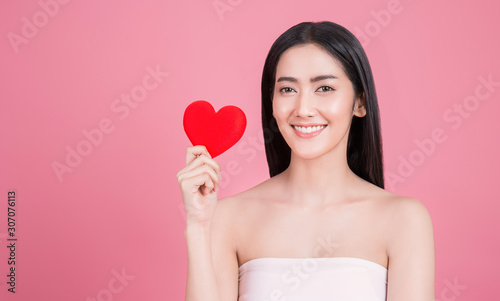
[311,75,337,82]
[276,75,337,83]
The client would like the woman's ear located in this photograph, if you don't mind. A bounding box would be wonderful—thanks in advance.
[353,93,367,117]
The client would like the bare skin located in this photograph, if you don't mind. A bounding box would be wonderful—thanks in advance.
[178,43,435,301]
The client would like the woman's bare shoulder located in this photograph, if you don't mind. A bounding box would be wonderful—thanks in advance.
[367,186,433,242]
[360,184,434,264]
[217,176,280,207]
[213,177,274,221]
[355,180,433,231]
[386,194,433,233]
[360,180,429,210]
[212,177,279,242]
[376,189,431,219]
[378,190,435,289]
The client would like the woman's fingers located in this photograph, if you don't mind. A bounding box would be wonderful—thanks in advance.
[181,173,215,196]
[185,145,211,166]
[182,154,221,179]
[177,146,220,225]
[177,163,220,194]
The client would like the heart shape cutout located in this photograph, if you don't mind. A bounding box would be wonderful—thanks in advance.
[183,100,247,157]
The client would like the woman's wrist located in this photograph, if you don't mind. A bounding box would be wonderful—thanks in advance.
[184,220,212,239]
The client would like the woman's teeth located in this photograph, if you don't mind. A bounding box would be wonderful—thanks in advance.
[293,125,326,134]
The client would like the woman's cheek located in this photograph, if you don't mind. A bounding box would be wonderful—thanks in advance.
[272,99,292,121]
[323,97,353,119]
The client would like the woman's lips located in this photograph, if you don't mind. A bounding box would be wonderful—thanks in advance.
[291,124,327,138]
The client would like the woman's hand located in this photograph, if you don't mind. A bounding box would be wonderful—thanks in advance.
[177,145,221,226]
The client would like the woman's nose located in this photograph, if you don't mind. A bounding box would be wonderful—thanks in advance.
[295,93,316,117]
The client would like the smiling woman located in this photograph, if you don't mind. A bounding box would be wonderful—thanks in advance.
[271,43,367,162]
[177,21,435,301]
[261,22,383,187]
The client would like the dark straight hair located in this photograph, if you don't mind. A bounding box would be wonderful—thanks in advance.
[261,21,384,188]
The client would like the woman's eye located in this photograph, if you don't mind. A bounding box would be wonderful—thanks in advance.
[317,86,334,92]
[279,87,295,93]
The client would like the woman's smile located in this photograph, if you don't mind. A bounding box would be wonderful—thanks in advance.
[291,124,327,138]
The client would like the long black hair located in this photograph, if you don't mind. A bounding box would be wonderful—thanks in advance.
[261,21,384,188]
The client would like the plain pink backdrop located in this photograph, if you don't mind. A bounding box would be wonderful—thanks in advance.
[1,0,499,300]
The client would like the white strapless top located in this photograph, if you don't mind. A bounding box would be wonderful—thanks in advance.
[238,257,387,301]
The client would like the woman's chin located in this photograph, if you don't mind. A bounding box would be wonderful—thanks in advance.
[291,148,328,160]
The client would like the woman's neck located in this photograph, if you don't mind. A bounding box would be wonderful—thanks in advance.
[279,146,360,207]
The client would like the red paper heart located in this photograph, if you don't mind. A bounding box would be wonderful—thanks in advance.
[183,100,247,158]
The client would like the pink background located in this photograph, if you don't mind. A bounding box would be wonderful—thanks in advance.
[1,0,499,300]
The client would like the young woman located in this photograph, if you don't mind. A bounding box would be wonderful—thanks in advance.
[177,21,435,301]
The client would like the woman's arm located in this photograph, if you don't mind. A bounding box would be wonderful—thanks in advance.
[184,217,239,301]
[386,197,435,301]
[178,146,239,301]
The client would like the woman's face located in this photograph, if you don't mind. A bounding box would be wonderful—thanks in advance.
[272,43,366,160]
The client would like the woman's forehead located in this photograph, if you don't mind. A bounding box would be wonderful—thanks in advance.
[275,44,346,80]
